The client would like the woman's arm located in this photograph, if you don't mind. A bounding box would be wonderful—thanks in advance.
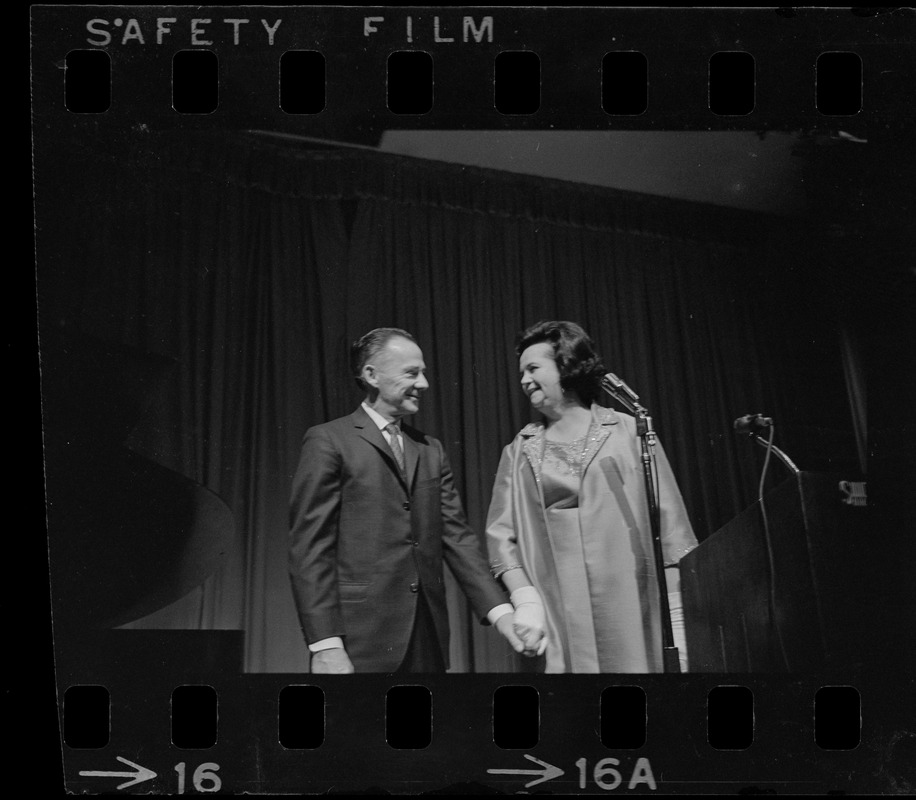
[485,443,547,656]
[654,439,700,565]
[501,565,534,593]
[485,445,524,579]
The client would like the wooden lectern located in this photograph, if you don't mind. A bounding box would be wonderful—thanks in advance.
[679,472,873,672]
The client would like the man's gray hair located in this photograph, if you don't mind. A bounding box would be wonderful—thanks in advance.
[350,327,417,390]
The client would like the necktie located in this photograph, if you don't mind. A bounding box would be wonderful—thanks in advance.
[385,423,405,473]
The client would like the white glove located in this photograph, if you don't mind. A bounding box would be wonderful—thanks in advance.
[510,586,548,656]
[668,590,689,673]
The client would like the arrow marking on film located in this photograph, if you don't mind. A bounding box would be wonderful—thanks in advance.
[487,753,564,788]
[79,756,157,789]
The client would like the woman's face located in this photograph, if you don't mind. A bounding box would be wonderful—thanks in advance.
[519,342,564,413]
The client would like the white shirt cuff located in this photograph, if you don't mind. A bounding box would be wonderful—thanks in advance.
[487,604,515,625]
[308,636,344,652]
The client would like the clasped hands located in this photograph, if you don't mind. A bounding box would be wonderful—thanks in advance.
[496,585,548,658]
[312,585,550,670]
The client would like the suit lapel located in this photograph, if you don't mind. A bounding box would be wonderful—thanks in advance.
[352,408,410,491]
[580,405,620,476]
[520,422,544,484]
[401,432,420,491]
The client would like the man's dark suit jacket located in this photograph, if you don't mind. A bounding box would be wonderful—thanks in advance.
[289,407,507,672]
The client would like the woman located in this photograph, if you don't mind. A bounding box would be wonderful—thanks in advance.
[486,321,698,673]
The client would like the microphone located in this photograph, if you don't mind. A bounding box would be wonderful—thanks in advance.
[734,413,774,434]
[604,373,640,403]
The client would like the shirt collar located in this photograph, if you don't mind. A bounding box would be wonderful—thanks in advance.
[362,402,400,432]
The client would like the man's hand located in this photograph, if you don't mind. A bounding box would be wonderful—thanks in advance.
[495,612,527,655]
[513,606,548,656]
[510,586,548,657]
[311,647,355,674]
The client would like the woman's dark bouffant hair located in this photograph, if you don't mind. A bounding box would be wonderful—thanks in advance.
[516,321,607,407]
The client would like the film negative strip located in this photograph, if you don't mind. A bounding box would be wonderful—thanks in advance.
[32,6,915,795]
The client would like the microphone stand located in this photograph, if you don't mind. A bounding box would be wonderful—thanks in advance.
[600,376,681,673]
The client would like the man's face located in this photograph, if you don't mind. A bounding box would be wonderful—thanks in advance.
[364,336,429,419]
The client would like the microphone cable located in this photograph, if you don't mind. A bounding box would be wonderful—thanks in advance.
[757,422,792,672]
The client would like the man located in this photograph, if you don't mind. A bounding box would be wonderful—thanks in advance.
[289,327,525,673]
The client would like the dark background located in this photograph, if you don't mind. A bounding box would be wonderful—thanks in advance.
[33,7,914,676]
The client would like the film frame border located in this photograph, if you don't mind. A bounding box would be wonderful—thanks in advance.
[31,5,915,795]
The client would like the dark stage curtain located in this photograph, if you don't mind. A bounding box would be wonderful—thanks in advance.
[38,130,855,672]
